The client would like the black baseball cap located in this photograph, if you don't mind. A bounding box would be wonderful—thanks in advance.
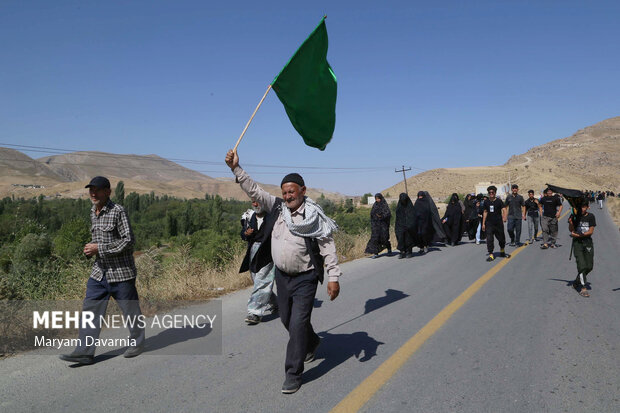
[85,176,111,189]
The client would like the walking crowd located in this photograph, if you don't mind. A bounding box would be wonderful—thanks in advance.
[364,184,614,298]
[57,155,616,395]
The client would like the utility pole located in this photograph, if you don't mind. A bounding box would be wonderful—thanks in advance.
[395,165,412,196]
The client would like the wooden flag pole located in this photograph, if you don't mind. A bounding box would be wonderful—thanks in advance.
[233,84,273,151]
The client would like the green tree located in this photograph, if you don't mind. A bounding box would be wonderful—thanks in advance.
[317,195,336,215]
[361,193,373,205]
[124,192,140,215]
[166,212,178,237]
[114,181,125,205]
[181,203,192,235]
[344,198,354,213]
[210,195,223,232]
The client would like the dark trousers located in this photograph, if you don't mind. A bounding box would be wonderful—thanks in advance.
[486,222,506,254]
[75,275,145,355]
[506,217,522,244]
[466,218,478,240]
[573,238,594,287]
[275,267,320,384]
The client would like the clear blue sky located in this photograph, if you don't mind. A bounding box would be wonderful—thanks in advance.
[2,0,619,195]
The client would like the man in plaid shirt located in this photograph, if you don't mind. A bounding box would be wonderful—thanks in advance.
[60,176,145,365]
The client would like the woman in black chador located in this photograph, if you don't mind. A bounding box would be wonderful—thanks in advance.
[463,194,479,241]
[395,193,416,258]
[412,191,442,253]
[365,193,392,257]
[442,193,464,246]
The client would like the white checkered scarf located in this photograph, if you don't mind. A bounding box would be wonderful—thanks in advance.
[281,197,338,238]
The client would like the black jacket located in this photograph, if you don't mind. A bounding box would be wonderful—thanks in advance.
[239,198,325,283]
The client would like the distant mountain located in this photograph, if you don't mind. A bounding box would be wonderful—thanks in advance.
[0,149,347,201]
[383,116,620,198]
[0,148,68,184]
[37,151,210,182]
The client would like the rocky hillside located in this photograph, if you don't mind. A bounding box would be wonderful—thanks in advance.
[383,117,620,198]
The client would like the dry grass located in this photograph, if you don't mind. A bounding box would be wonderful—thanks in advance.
[133,244,251,301]
[128,230,377,301]
[606,197,620,229]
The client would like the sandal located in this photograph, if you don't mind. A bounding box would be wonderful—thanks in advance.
[579,289,590,297]
[540,244,549,249]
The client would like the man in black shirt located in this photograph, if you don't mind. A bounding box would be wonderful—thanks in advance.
[539,188,563,249]
[482,185,510,262]
[504,184,525,246]
[569,202,596,297]
[524,190,540,244]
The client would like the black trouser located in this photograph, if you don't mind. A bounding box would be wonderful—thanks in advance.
[76,274,145,355]
[275,267,320,384]
[486,222,506,254]
[506,217,522,244]
[466,218,478,240]
[573,238,594,287]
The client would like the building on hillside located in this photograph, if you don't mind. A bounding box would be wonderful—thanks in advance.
[474,182,510,199]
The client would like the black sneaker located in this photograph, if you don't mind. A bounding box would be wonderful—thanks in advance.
[123,344,144,358]
[398,253,405,259]
[550,244,558,249]
[540,244,549,249]
[282,378,301,394]
[59,352,94,365]
[509,242,515,247]
[486,254,495,262]
[305,337,321,363]
[245,313,261,325]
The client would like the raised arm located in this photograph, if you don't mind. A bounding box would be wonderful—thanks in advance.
[225,149,276,212]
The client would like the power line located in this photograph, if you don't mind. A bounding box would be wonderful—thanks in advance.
[1,142,423,172]
[0,157,395,176]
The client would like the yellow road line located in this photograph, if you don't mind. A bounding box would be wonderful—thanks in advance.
[331,211,570,413]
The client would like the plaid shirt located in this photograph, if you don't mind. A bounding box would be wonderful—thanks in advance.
[90,200,137,282]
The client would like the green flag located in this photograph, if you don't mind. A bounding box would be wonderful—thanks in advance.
[271,17,337,151]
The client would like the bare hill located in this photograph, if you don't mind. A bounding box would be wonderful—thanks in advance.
[0,150,346,201]
[0,148,68,185]
[37,151,210,182]
[383,117,620,198]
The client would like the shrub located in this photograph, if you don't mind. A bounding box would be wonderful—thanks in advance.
[53,218,91,261]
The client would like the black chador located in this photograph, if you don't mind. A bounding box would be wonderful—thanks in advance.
[395,193,416,257]
[365,193,392,255]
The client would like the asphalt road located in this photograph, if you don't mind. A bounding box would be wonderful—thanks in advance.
[2,204,619,413]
